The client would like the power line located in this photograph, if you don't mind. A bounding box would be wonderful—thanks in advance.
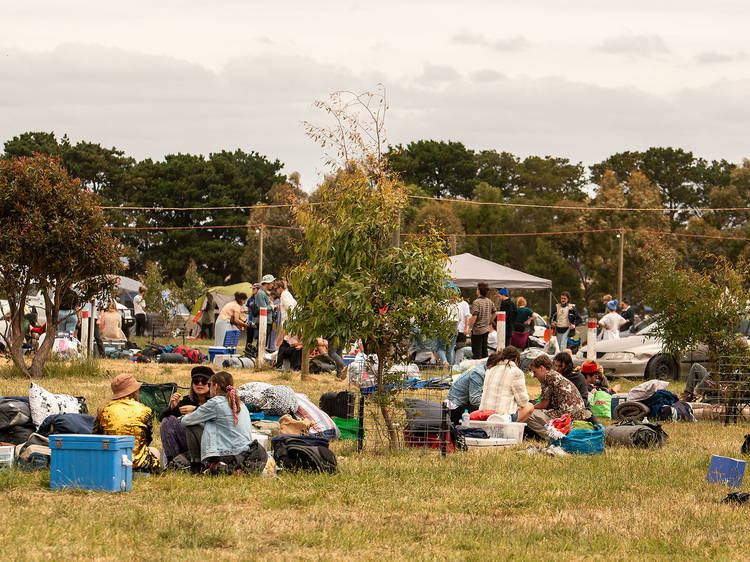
[100,195,750,214]
[106,223,750,241]
[406,194,750,213]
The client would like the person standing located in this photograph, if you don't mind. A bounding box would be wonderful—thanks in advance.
[598,300,626,340]
[133,286,147,337]
[255,275,276,351]
[274,280,298,348]
[467,282,496,359]
[215,292,251,346]
[497,288,516,347]
[619,298,634,332]
[550,291,582,351]
[456,293,471,348]
[200,293,215,340]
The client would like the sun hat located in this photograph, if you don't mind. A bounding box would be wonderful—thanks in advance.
[606,299,618,311]
[261,274,275,284]
[111,373,142,399]
[499,288,510,297]
[581,361,599,375]
[191,365,214,381]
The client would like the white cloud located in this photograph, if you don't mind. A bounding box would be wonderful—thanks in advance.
[1,44,749,194]
[596,34,670,58]
[694,51,747,65]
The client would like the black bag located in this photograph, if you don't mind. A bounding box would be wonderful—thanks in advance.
[157,353,188,364]
[244,341,258,359]
[141,345,164,358]
[742,434,750,456]
[234,440,269,475]
[0,398,32,430]
[318,391,355,419]
[271,435,337,473]
[37,413,95,437]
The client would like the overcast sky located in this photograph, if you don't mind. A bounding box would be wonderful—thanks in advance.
[2,1,749,190]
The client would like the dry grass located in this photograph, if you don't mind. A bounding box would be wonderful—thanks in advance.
[2,359,750,560]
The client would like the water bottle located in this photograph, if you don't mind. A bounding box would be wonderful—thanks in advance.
[461,410,470,424]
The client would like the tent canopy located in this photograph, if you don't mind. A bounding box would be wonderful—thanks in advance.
[447,253,552,290]
[191,282,256,316]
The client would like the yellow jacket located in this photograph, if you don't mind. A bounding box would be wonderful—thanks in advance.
[94,398,160,472]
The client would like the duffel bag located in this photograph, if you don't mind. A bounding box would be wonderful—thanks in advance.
[157,353,188,364]
[219,356,255,369]
[551,424,605,455]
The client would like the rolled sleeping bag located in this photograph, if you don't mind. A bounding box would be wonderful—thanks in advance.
[612,400,650,422]
[157,353,188,364]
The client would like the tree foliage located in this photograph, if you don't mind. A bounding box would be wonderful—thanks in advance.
[291,91,455,446]
[0,153,121,377]
[643,251,750,367]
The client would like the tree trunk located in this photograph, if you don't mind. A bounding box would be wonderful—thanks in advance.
[376,349,398,449]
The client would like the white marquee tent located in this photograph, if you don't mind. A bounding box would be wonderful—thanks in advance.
[446,253,552,290]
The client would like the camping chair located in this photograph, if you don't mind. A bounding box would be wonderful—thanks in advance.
[137,382,187,414]
[208,329,241,362]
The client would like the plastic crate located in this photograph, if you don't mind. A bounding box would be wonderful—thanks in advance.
[466,421,525,444]
[50,434,135,492]
[0,445,14,468]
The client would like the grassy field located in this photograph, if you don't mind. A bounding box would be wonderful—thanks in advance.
[2,358,750,560]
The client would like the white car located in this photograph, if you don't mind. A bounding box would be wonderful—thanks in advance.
[575,315,750,379]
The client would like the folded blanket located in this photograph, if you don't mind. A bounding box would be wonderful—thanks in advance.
[605,421,668,448]
[640,389,679,419]
[612,400,650,422]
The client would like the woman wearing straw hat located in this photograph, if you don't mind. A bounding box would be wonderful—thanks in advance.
[93,373,161,472]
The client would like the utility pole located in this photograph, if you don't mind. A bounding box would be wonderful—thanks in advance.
[392,209,401,248]
[618,228,625,302]
[258,224,264,282]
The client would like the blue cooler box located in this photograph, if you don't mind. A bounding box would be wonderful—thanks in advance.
[50,434,135,492]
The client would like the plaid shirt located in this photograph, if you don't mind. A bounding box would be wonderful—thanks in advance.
[470,297,496,335]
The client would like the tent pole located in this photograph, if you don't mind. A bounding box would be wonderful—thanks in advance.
[549,289,553,323]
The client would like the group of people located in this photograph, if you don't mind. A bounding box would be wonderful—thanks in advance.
[206,276,346,378]
[448,342,616,438]
[94,367,252,474]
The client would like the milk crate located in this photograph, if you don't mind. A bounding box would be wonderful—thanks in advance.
[0,445,14,468]
[50,434,135,492]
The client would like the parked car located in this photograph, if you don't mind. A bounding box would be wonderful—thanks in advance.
[574,315,750,379]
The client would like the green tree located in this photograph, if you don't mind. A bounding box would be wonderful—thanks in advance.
[0,154,121,377]
[139,262,176,332]
[643,252,750,370]
[172,259,207,311]
[590,147,735,228]
[290,92,455,447]
[243,172,307,282]
[387,139,478,198]
[129,150,285,285]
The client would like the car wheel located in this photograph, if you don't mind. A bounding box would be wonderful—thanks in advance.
[645,354,678,380]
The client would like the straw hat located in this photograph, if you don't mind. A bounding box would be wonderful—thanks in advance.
[111,373,142,399]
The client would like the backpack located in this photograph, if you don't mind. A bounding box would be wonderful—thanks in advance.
[173,346,205,364]
[15,433,51,471]
[271,435,337,473]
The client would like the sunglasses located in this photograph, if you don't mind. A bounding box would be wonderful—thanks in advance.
[193,379,209,385]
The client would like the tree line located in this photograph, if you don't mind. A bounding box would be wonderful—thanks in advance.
[3,132,748,314]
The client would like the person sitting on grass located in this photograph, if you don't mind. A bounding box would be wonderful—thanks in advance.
[447,353,496,424]
[94,373,161,473]
[553,351,589,402]
[525,354,591,439]
[581,361,620,395]
[180,370,252,474]
[479,346,534,423]
[159,366,213,467]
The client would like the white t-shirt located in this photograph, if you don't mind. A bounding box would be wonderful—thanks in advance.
[599,312,626,340]
[487,330,498,349]
[445,301,461,326]
[279,290,297,326]
[133,294,146,315]
[456,300,471,333]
